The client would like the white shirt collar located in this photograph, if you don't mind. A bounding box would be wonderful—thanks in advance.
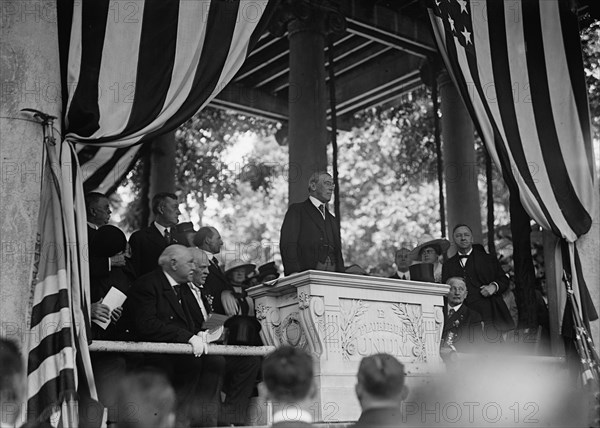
[309,196,326,210]
[87,221,99,230]
[154,221,169,237]
[458,248,473,256]
[397,270,410,279]
[448,303,463,312]
[163,271,180,287]
[272,408,313,424]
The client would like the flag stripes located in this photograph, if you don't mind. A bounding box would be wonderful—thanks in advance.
[427,0,598,333]
[428,0,595,243]
[61,0,275,193]
[28,2,276,423]
[27,142,81,422]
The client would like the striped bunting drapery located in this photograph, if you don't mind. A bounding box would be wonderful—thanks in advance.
[28,0,275,425]
[64,0,275,193]
[27,135,96,425]
[427,0,597,336]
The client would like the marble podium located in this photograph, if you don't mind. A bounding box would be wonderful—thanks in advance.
[247,270,449,422]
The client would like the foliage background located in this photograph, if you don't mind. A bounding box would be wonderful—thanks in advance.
[111,22,599,276]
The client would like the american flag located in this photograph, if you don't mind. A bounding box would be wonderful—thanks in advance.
[58,0,276,193]
[427,0,597,338]
[27,1,276,425]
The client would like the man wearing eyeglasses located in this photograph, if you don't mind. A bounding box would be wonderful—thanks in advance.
[280,171,344,275]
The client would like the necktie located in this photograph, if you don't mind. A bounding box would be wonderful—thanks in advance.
[459,254,468,267]
[318,204,326,218]
[448,308,456,317]
[212,257,219,267]
[173,283,181,302]
[164,228,172,245]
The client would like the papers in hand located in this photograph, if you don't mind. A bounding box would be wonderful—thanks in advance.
[201,313,229,342]
[93,287,127,330]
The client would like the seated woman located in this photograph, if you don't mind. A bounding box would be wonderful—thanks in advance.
[223,260,263,346]
[410,236,450,283]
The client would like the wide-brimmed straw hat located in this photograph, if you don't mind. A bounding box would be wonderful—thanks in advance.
[225,259,256,277]
[410,235,451,259]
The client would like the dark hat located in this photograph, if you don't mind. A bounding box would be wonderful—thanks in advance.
[409,263,435,283]
[345,264,368,275]
[257,261,280,282]
[175,222,196,234]
[90,225,127,257]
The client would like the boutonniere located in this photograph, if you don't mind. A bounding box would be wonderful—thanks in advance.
[205,294,214,312]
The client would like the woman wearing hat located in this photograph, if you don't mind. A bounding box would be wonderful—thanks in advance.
[410,236,450,283]
[223,260,263,346]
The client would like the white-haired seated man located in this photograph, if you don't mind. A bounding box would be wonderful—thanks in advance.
[127,244,225,427]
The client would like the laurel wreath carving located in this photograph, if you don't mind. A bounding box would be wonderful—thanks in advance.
[392,303,427,362]
[339,300,369,360]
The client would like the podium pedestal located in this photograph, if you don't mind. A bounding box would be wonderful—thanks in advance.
[248,270,449,422]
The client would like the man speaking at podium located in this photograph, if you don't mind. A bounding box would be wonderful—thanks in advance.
[280,171,344,276]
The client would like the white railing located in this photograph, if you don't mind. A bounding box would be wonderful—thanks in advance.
[89,340,275,356]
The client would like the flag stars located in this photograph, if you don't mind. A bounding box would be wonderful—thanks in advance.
[461,27,472,44]
[457,0,469,14]
[448,15,455,31]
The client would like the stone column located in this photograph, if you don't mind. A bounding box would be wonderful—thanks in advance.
[1,1,61,350]
[148,131,177,217]
[286,7,328,204]
[438,71,482,244]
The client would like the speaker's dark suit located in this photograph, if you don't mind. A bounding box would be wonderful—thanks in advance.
[353,407,401,427]
[442,244,514,332]
[128,269,225,427]
[442,304,483,351]
[129,223,180,278]
[280,199,344,276]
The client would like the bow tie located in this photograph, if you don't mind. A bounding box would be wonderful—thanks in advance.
[458,254,469,259]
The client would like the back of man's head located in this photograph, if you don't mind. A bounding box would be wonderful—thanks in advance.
[151,192,177,215]
[263,346,314,402]
[356,353,407,407]
[193,226,214,249]
[115,370,176,428]
[0,338,25,425]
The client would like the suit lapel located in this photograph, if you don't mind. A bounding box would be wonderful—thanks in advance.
[209,260,228,283]
[160,273,188,323]
[303,200,325,233]
[148,224,168,248]
[181,283,205,327]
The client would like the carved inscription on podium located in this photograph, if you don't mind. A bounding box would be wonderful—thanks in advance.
[338,299,428,363]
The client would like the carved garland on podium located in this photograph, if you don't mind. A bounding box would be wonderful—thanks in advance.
[392,303,427,362]
[339,300,369,360]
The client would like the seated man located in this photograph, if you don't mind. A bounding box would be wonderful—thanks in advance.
[127,245,225,427]
[353,353,408,427]
[187,249,261,426]
[261,346,316,427]
[441,277,483,356]
[389,247,412,280]
[193,226,234,315]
